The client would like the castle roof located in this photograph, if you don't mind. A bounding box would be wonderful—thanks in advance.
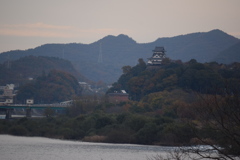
[153,47,165,52]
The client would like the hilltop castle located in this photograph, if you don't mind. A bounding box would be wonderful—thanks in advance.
[147,47,166,65]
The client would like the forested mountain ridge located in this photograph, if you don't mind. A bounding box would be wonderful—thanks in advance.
[0,56,88,86]
[0,29,239,83]
[213,41,240,64]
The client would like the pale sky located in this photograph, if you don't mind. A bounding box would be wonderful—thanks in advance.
[0,0,240,53]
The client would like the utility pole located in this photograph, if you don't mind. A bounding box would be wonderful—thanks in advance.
[7,54,11,69]
[98,42,103,63]
[62,47,65,59]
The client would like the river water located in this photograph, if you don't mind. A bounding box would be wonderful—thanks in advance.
[0,135,176,160]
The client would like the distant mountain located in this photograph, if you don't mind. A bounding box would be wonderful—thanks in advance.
[152,29,239,62]
[0,29,239,83]
[213,42,240,64]
[0,56,88,85]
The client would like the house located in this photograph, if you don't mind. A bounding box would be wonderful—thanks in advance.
[2,84,15,97]
[0,84,15,104]
[60,100,73,105]
[26,99,34,104]
[107,90,129,103]
[79,82,92,90]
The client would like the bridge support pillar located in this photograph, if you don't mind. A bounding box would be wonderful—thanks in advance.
[26,108,32,118]
[5,109,13,119]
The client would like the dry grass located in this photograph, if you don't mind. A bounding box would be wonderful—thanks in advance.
[82,135,107,142]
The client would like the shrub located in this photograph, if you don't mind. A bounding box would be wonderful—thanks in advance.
[82,135,107,142]
[8,125,28,136]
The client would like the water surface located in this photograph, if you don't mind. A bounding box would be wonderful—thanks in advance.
[0,135,174,160]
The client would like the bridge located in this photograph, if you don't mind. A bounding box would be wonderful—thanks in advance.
[0,104,70,119]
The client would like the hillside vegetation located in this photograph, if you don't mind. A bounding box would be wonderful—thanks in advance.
[108,58,240,101]
[16,70,81,104]
[0,56,88,86]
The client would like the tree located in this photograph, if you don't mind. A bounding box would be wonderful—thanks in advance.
[44,108,55,118]
[128,76,146,100]
[149,89,240,160]
[122,65,132,74]
[190,91,240,159]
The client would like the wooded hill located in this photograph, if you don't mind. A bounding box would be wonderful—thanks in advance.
[16,70,81,104]
[0,56,88,86]
[108,58,240,102]
[0,29,239,83]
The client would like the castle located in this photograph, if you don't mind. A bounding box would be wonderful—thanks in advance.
[147,47,166,65]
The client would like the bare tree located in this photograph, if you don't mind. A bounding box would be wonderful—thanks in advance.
[147,148,202,160]
[188,90,240,159]
[148,89,240,160]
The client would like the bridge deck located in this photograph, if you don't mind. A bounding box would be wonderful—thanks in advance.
[0,104,70,110]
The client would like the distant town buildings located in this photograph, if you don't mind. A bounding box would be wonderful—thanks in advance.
[147,47,166,65]
[60,100,73,105]
[79,82,91,90]
[0,84,15,104]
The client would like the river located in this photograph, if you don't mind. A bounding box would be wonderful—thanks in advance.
[0,135,176,160]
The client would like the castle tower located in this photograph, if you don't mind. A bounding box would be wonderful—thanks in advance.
[147,47,166,65]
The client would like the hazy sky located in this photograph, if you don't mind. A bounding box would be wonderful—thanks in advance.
[0,0,240,52]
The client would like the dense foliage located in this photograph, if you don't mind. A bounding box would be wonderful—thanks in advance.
[16,70,81,104]
[0,56,87,86]
[108,59,240,101]
[0,112,194,145]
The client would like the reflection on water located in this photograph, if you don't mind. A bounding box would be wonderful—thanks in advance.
[0,135,175,160]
